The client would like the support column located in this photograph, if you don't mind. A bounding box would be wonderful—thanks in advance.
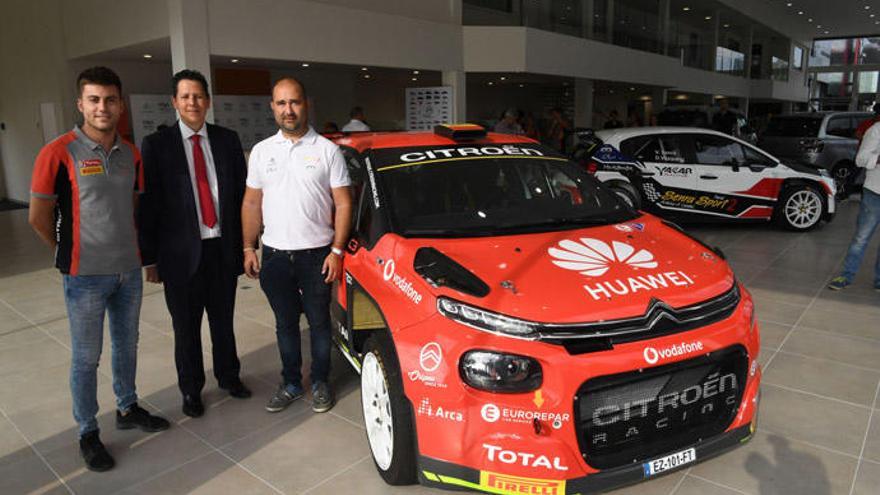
[168,0,213,122]
[443,70,466,123]
[745,26,754,79]
[606,0,615,44]
[659,0,670,56]
[710,9,721,72]
[581,0,595,39]
[649,87,668,124]
[574,78,594,128]
[850,70,861,111]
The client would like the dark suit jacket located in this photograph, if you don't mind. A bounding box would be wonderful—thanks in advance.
[139,122,246,285]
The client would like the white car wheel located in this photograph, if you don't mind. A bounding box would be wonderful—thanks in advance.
[780,188,823,230]
[362,351,394,471]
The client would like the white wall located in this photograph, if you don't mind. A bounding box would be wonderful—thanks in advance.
[207,0,463,71]
[60,0,169,59]
[0,0,70,202]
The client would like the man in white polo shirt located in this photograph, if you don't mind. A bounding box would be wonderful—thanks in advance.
[242,77,352,413]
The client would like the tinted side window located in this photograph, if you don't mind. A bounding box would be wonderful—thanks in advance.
[693,134,745,166]
[742,144,775,166]
[627,135,688,163]
[825,116,854,138]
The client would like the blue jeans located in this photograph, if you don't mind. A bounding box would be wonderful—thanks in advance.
[259,245,332,388]
[841,188,880,284]
[63,268,142,437]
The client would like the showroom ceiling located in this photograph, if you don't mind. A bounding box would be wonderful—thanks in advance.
[722,0,880,42]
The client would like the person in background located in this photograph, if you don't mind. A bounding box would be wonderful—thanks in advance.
[828,118,880,291]
[322,121,340,133]
[712,99,738,135]
[548,107,572,152]
[493,108,525,135]
[139,69,251,420]
[242,77,353,414]
[342,106,370,132]
[520,112,540,140]
[603,110,623,129]
[855,103,880,141]
[29,66,169,472]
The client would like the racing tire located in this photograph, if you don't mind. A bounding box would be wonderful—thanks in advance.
[831,162,856,200]
[609,182,641,210]
[774,185,825,232]
[361,332,418,485]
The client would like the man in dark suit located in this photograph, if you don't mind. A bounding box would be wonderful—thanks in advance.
[139,69,251,417]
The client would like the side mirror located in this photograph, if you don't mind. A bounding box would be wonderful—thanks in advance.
[748,164,768,172]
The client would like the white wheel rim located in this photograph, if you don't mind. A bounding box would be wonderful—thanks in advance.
[361,352,394,471]
[784,190,822,228]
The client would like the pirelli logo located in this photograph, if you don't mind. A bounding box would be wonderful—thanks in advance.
[479,471,566,495]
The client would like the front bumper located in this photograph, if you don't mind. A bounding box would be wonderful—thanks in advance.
[419,423,755,494]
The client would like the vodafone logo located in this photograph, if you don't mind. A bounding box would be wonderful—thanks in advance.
[643,341,704,365]
[419,342,442,372]
[383,259,395,281]
[549,238,657,277]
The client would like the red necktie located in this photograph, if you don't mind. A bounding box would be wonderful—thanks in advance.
[190,134,217,228]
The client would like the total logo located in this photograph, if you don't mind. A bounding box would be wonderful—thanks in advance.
[383,259,423,305]
[548,238,695,300]
[643,340,705,365]
[480,404,569,430]
[483,444,569,471]
[417,397,463,422]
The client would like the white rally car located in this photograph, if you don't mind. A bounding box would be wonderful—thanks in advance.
[575,127,836,231]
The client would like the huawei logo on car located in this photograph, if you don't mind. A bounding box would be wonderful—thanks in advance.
[548,238,657,277]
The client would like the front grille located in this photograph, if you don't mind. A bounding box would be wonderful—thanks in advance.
[537,283,740,353]
[575,345,748,470]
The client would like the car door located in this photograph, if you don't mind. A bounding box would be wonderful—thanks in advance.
[688,133,777,219]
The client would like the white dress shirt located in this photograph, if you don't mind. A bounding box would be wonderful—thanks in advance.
[341,119,370,132]
[856,122,880,195]
[179,120,221,239]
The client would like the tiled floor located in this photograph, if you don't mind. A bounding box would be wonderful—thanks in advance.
[1,200,879,495]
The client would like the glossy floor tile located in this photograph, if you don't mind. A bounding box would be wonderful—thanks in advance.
[1,199,879,494]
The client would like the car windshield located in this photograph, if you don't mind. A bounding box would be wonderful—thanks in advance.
[763,117,822,137]
[371,144,636,237]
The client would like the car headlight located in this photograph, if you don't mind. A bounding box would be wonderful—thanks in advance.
[459,350,543,393]
[437,297,539,339]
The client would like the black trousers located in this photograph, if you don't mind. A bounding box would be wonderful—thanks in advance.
[163,238,241,396]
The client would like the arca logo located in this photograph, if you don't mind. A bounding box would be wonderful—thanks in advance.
[549,238,657,277]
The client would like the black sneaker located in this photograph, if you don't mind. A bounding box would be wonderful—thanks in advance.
[116,404,171,432]
[265,383,303,413]
[311,382,335,413]
[79,431,115,472]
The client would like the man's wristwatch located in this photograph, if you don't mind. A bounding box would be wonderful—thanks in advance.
[331,247,344,257]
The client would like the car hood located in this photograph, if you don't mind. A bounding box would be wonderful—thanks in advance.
[404,215,735,324]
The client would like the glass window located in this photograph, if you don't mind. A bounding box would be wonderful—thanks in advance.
[825,117,855,138]
[817,72,853,97]
[742,144,774,166]
[860,38,880,64]
[464,0,513,12]
[613,0,661,54]
[692,134,745,166]
[859,71,879,94]
[716,46,746,75]
[625,135,689,164]
[771,56,789,81]
[793,45,804,70]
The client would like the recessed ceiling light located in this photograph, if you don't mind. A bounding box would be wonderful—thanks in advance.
[411,77,418,81]
[518,84,524,88]
[786,2,792,6]
[364,74,371,79]
[817,24,822,28]
[412,70,420,75]
[143,54,152,59]
[723,23,730,28]
[682,6,690,11]
[807,18,813,22]
[704,15,712,20]
[500,76,506,80]
[629,87,635,91]
[609,89,614,94]
[488,81,494,86]
[865,5,871,10]
[230,58,239,63]
[361,67,368,71]
[871,14,876,18]
[824,30,830,34]
[301,63,310,67]
[797,11,803,15]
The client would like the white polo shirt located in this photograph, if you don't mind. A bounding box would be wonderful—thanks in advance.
[246,127,351,250]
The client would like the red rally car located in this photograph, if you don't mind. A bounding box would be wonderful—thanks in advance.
[329,125,761,494]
